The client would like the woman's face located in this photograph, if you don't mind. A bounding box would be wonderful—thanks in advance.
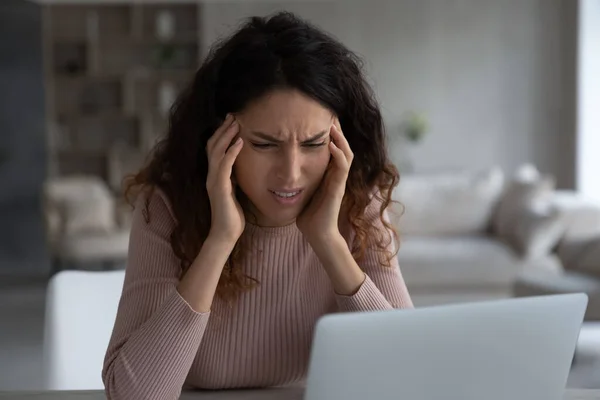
[233,88,334,227]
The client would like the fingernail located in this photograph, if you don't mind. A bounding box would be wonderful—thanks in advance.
[235,137,243,145]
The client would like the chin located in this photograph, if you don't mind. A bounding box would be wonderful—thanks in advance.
[260,209,300,226]
[244,188,309,225]
[256,200,301,224]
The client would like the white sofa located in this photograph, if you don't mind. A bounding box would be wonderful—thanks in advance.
[391,166,600,308]
[43,176,132,275]
[514,234,600,321]
[512,190,600,321]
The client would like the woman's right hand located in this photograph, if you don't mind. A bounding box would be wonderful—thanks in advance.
[205,114,245,244]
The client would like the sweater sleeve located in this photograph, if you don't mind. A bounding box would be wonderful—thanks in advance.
[336,195,413,312]
[102,189,210,400]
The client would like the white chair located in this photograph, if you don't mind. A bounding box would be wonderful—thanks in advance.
[43,175,131,275]
[42,270,125,390]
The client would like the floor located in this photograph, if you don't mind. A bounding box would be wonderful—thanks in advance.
[0,281,598,391]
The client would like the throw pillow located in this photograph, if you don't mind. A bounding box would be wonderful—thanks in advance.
[59,194,116,235]
[510,204,568,259]
[46,176,117,236]
[492,175,556,239]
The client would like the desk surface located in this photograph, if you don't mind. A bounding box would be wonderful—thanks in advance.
[0,388,598,399]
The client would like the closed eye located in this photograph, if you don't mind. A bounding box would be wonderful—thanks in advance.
[250,142,327,149]
[304,142,327,148]
[250,142,276,149]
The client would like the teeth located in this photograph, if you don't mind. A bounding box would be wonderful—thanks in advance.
[273,191,299,198]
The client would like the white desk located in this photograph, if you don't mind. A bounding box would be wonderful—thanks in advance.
[0,388,599,399]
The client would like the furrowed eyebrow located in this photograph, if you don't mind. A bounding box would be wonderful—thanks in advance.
[249,131,283,143]
[301,131,328,143]
[249,130,328,144]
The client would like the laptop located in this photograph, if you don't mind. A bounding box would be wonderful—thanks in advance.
[304,293,588,400]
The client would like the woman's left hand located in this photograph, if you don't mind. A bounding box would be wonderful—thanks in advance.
[297,120,354,244]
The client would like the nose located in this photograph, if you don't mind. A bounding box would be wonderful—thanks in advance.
[275,146,302,185]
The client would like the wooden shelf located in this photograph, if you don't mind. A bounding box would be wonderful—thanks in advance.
[57,149,109,157]
[44,2,201,183]
[122,34,199,45]
[57,110,130,121]
[127,67,196,79]
[54,74,122,82]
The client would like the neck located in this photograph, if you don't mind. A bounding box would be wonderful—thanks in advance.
[237,190,296,228]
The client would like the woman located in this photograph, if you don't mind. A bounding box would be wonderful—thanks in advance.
[102,11,412,400]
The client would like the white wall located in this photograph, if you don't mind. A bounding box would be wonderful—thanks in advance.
[200,0,576,186]
[576,0,600,202]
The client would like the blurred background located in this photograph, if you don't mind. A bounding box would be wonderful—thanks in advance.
[1,0,600,393]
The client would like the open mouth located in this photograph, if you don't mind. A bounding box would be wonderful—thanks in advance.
[269,189,304,204]
[270,190,302,198]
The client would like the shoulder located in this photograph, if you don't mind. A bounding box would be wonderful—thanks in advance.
[131,186,178,235]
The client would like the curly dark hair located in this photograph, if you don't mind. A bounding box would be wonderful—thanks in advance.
[125,11,401,302]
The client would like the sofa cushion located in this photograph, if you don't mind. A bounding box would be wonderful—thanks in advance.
[394,168,504,236]
[44,176,117,235]
[56,230,130,262]
[60,194,116,235]
[492,173,555,239]
[397,235,562,289]
[551,190,600,268]
[513,268,600,320]
[510,203,568,259]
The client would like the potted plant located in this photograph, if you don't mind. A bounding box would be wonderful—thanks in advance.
[396,111,429,173]
[403,111,428,144]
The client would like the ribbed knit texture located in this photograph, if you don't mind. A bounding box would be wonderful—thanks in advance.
[102,189,413,400]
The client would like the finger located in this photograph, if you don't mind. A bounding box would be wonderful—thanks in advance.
[210,119,241,164]
[320,155,343,198]
[206,114,235,154]
[206,116,235,186]
[329,140,350,172]
[333,118,342,132]
[219,137,244,182]
[330,124,354,164]
[206,114,234,156]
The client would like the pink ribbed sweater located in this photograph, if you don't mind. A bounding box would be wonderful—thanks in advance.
[102,189,413,400]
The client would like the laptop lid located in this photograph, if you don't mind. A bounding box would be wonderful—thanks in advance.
[304,294,588,400]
